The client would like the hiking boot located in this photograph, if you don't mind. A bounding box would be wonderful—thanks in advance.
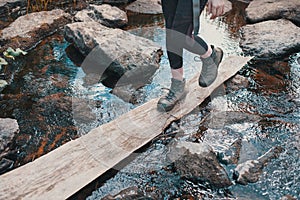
[157,78,186,112]
[198,45,224,87]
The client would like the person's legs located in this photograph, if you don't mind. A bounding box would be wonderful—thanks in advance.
[173,0,223,88]
[158,0,223,111]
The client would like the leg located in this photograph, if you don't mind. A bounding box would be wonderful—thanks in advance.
[158,0,187,112]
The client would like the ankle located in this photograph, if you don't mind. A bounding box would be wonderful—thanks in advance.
[171,68,184,81]
[200,45,213,59]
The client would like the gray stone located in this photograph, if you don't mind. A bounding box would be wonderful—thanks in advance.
[74,9,96,23]
[167,141,232,188]
[246,0,300,24]
[126,0,162,15]
[233,146,284,185]
[240,19,300,58]
[75,4,128,28]
[0,9,71,51]
[0,118,19,153]
[64,22,162,102]
[233,159,263,185]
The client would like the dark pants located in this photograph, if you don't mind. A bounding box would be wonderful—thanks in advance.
[162,0,209,69]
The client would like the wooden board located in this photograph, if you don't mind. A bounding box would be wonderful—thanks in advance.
[0,56,251,200]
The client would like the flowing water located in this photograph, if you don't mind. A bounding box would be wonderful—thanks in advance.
[0,1,299,199]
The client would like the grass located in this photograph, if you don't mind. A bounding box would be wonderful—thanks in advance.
[27,0,53,12]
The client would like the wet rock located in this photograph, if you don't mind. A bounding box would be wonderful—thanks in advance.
[225,74,249,92]
[0,9,71,52]
[233,146,284,185]
[233,159,263,185]
[217,138,242,165]
[125,0,162,15]
[281,195,297,200]
[102,186,153,200]
[240,19,300,58]
[72,97,97,124]
[167,141,232,188]
[0,118,19,153]
[0,158,14,175]
[246,0,300,25]
[64,22,162,102]
[75,4,128,28]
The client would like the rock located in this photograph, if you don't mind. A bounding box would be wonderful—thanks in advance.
[74,9,96,23]
[225,74,250,92]
[281,195,297,200]
[246,0,300,25]
[0,9,71,51]
[233,146,284,185]
[0,118,19,153]
[233,160,263,185]
[102,186,153,200]
[64,22,162,102]
[75,4,128,28]
[0,0,26,23]
[240,19,300,58]
[72,97,97,124]
[217,138,242,165]
[126,0,162,15]
[167,141,232,188]
[0,158,14,175]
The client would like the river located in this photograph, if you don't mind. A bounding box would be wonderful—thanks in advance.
[0,1,299,199]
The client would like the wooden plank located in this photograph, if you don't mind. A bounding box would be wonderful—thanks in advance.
[0,56,251,200]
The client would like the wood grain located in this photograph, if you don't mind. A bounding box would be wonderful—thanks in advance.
[0,56,251,200]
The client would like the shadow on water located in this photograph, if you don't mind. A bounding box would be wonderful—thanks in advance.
[0,0,299,199]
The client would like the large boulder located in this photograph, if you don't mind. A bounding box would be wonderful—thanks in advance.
[167,141,232,188]
[64,22,162,102]
[75,4,128,28]
[0,9,71,51]
[246,0,300,25]
[240,19,300,58]
[125,0,162,15]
